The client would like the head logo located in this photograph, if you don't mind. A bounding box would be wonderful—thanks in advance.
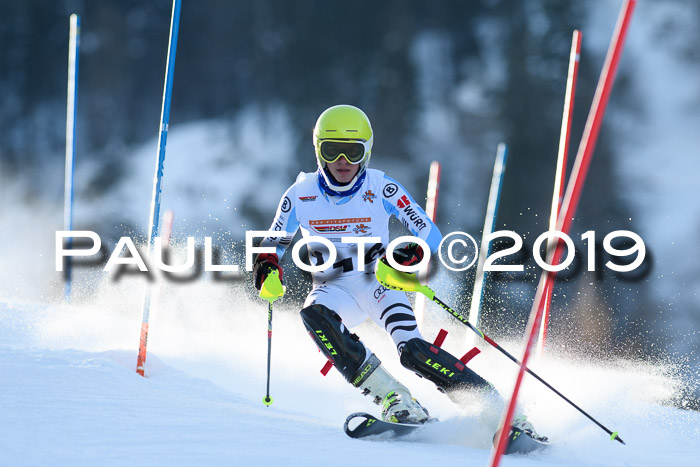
[299,195,317,202]
[362,190,377,203]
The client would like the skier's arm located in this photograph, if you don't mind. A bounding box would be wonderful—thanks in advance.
[260,184,301,258]
[381,176,442,254]
[253,185,300,289]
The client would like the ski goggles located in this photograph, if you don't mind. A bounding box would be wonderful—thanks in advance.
[319,140,369,164]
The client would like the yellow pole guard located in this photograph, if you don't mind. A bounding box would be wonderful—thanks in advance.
[260,270,285,304]
[374,258,435,300]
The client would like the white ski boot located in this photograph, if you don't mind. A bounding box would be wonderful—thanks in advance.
[359,364,430,424]
[512,415,548,442]
[381,388,431,424]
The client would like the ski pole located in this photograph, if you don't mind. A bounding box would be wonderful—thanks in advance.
[375,259,625,444]
[263,301,274,406]
[259,270,285,406]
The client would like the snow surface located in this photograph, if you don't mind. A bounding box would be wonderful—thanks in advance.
[1,279,699,466]
[2,2,700,465]
[2,76,699,467]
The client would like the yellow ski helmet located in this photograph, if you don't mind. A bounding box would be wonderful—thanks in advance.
[313,105,373,194]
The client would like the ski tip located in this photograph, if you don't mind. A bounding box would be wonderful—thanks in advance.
[344,412,370,430]
[611,431,625,445]
[497,426,550,455]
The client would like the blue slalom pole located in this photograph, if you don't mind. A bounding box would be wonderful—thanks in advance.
[63,13,80,302]
[147,0,181,247]
[137,0,181,377]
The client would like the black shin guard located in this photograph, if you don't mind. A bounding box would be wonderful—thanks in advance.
[400,337,492,392]
[300,304,380,387]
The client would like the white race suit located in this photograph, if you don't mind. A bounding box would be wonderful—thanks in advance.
[261,168,442,352]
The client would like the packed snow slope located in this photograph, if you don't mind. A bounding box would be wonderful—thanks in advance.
[1,276,698,467]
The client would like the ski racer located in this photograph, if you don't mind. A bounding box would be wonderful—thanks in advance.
[253,104,543,439]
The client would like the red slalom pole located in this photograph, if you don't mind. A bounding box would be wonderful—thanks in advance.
[538,29,582,354]
[491,2,636,465]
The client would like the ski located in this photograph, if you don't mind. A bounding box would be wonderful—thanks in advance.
[344,412,549,455]
[344,412,427,439]
[500,425,550,455]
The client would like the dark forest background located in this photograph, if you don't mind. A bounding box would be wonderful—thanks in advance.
[2,1,698,405]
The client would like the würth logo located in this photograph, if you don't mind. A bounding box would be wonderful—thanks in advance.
[397,195,411,208]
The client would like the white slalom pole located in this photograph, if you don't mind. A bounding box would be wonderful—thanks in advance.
[63,14,80,302]
[537,30,582,354]
[467,143,507,347]
[137,0,181,377]
[414,161,441,328]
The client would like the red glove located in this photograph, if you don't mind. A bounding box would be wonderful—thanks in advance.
[391,243,424,267]
[253,253,283,290]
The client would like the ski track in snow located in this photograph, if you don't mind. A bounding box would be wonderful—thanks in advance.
[1,285,698,467]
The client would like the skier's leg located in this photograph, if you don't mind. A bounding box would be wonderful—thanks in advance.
[299,302,371,384]
[365,281,492,393]
[363,282,546,437]
[399,336,546,440]
[365,281,423,352]
[399,337,493,393]
[299,302,430,423]
[400,337,546,441]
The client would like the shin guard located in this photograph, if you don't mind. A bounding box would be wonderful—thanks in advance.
[300,304,380,387]
[400,337,492,392]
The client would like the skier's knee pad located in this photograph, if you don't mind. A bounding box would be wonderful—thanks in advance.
[300,304,378,386]
[400,337,492,392]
